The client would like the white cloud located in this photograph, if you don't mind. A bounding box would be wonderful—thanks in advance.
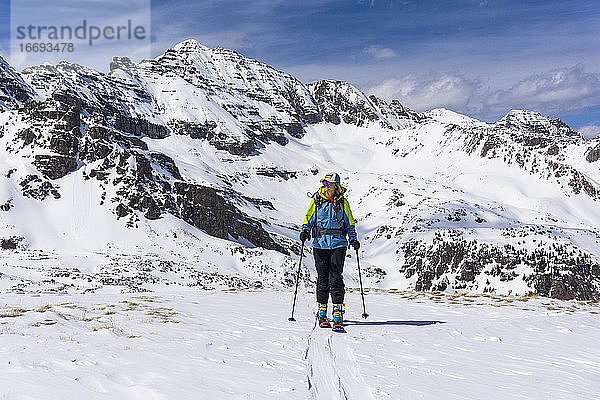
[365,65,600,121]
[368,74,480,112]
[363,45,397,59]
[485,65,600,112]
[578,125,600,139]
[358,0,377,7]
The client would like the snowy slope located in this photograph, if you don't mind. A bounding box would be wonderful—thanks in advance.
[0,289,599,399]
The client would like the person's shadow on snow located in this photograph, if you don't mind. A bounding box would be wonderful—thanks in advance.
[343,320,445,326]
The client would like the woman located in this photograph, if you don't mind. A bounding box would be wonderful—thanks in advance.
[300,172,360,332]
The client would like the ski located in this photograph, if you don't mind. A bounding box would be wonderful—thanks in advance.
[320,320,332,328]
[316,313,331,328]
[332,323,346,333]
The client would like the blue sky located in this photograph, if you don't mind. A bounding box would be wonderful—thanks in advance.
[1,0,599,134]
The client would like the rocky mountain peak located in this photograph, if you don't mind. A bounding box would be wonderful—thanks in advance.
[308,79,423,130]
[312,80,364,100]
[109,56,137,72]
[170,38,210,54]
[496,109,581,138]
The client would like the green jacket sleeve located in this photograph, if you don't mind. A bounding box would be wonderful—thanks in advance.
[302,198,316,231]
[343,198,357,241]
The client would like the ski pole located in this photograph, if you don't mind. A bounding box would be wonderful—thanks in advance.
[288,241,305,321]
[356,248,369,319]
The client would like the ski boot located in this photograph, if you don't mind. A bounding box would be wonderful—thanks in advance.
[332,304,346,333]
[317,303,331,328]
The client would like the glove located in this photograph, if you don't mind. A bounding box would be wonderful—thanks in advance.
[300,230,310,242]
[349,240,360,251]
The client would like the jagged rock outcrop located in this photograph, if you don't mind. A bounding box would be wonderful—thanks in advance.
[19,174,61,200]
[32,155,78,180]
[0,56,37,109]
[309,80,381,126]
[401,231,600,300]
[586,142,600,163]
[174,182,286,253]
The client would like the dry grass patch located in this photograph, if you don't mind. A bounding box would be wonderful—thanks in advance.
[0,307,29,318]
[145,307,179,323]
[32,320,57,327]
[35,304,53,312]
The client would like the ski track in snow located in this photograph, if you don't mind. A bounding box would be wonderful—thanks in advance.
[306,316,375,400]
[1,289,600,399]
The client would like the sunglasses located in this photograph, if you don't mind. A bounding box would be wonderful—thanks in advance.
[323,181,335,186]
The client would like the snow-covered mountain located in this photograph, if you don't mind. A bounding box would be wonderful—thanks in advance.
[19,39,320,155]
[1,39,600,300]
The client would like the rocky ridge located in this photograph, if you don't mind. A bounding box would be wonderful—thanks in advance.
[0,57,37,109]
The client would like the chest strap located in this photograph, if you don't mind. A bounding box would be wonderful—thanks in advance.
[316,228,346,235]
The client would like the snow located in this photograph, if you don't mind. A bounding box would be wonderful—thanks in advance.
[1,288,598,399]
[424,108,486,127]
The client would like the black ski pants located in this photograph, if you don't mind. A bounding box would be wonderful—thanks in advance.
[314,247,347,304]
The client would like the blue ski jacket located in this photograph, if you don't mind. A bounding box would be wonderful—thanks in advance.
[302,187,358,249]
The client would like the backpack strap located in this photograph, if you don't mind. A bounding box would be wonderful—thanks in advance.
[310,191,323,236]
[313,193,325,209]
[340,196,348,234]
